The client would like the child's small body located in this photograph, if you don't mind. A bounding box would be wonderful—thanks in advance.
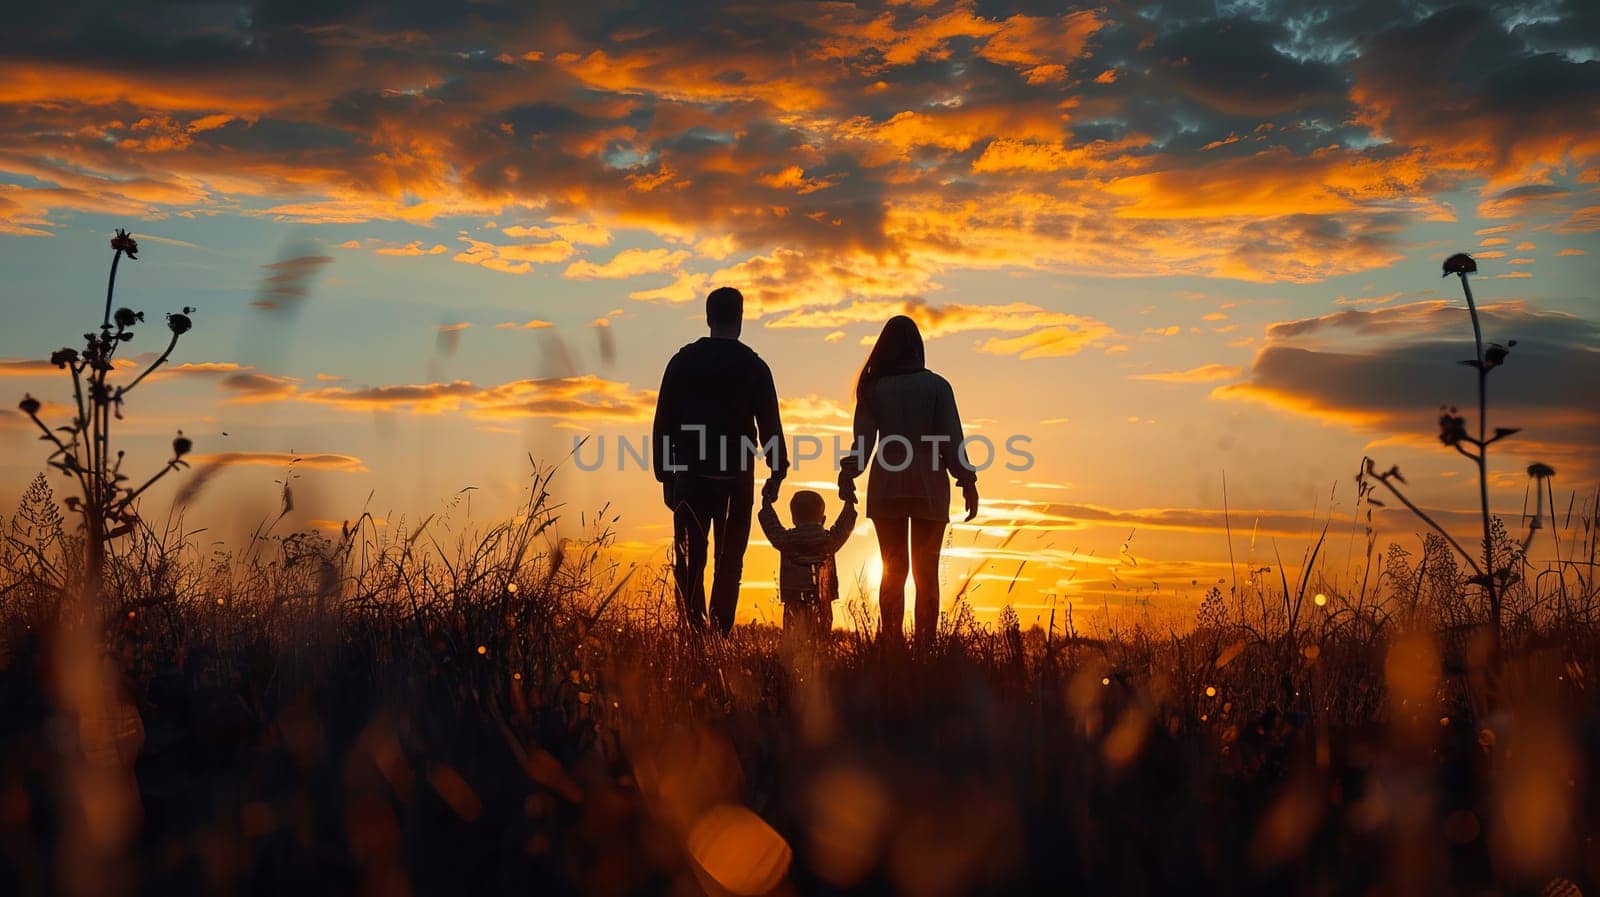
[758,489,856,637]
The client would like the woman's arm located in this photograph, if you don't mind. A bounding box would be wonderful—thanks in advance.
[936,377,979,521]
[936,378,976,486]
[839,398,876,500]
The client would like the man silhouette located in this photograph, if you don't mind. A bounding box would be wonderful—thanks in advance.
[653,286,787,634]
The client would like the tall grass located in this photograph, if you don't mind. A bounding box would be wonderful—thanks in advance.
[2,233,1597,895]
[2,465,1597,895]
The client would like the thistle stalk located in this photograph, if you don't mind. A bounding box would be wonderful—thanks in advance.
[16,228,195,603]
[1368,252,1554,683]
[1453,265,1500,655]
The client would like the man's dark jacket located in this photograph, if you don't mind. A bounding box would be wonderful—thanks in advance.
[652,337,788,482]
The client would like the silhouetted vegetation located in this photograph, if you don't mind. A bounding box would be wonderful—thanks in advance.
[2,235,1597,896]
[1363,251,1557,665]
[15,229,195,605]
[1,466,1597,895]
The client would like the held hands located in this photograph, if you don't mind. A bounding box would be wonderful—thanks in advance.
[761,476,782,506]
[962,481,979,522]
[837,470,858,505]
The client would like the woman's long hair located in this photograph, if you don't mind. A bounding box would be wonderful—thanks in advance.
[855,315,926,403]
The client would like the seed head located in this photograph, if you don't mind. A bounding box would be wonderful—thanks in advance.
[1437,406,1468,446]
[1441,253,1476,276]
[173,432,192,458]
[19,394,41,415]
[1483,342,1511,369]
[114,307,143,328]
[167,312,193,335]
[1527,462,1556,480]
[110,228,139,259]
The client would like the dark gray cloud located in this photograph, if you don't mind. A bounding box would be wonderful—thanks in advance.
[1220,300,1600,468]
[1152,17,1348,116]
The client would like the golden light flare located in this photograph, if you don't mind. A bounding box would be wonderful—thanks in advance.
[808,765,890,887]
[687,804,792,896]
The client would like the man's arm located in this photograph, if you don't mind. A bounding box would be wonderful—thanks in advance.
[651,355,679,484]
[753,358,788,481]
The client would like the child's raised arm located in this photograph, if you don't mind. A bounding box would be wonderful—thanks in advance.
[826,500,857,553]
[757,500,790,551]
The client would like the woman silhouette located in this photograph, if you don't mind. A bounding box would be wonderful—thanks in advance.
[839,315,978,648]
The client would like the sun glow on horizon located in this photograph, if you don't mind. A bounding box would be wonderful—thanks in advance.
[0,0,1595,623]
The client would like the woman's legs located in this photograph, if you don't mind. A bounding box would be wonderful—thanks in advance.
[909,518,946,650]
[872,516,910,644]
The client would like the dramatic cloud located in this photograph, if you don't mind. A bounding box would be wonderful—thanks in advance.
[1216,300,1600,469]
[1351,5,1600,188]
[4,0,1593,305]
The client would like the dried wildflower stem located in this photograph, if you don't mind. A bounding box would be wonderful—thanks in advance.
[18,230,194,603]
[117,331,180,395]
[102,247,122,330]
[1456,270,1500,647]
[1366,464,1481,577]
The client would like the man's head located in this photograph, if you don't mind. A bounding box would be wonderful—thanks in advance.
[706,286,743,338]
[789,490,826,526]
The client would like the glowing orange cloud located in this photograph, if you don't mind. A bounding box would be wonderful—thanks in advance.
[187,452,368,472]
[1131,364,1243,383]
[292,375,657,422]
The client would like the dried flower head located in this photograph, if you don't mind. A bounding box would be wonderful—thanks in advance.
[114,307,143,328]
[19,394,41,415]
[167,312,192,335]
[1483,342,1512,369]
[50,347,78,368]
[110,228,139,259]
[1441,253,1476,276]
[172,432,192,458]
[1438,406,1468,446]
[1527,462,1556,480]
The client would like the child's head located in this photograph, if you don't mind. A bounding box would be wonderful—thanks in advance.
[789,490,826,525]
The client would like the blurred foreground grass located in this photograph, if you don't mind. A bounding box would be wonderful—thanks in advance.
[1,470,1597,897]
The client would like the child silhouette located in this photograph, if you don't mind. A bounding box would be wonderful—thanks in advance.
[758,489,856,640]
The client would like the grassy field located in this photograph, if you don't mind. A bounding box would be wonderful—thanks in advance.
[1,468,1597,897]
